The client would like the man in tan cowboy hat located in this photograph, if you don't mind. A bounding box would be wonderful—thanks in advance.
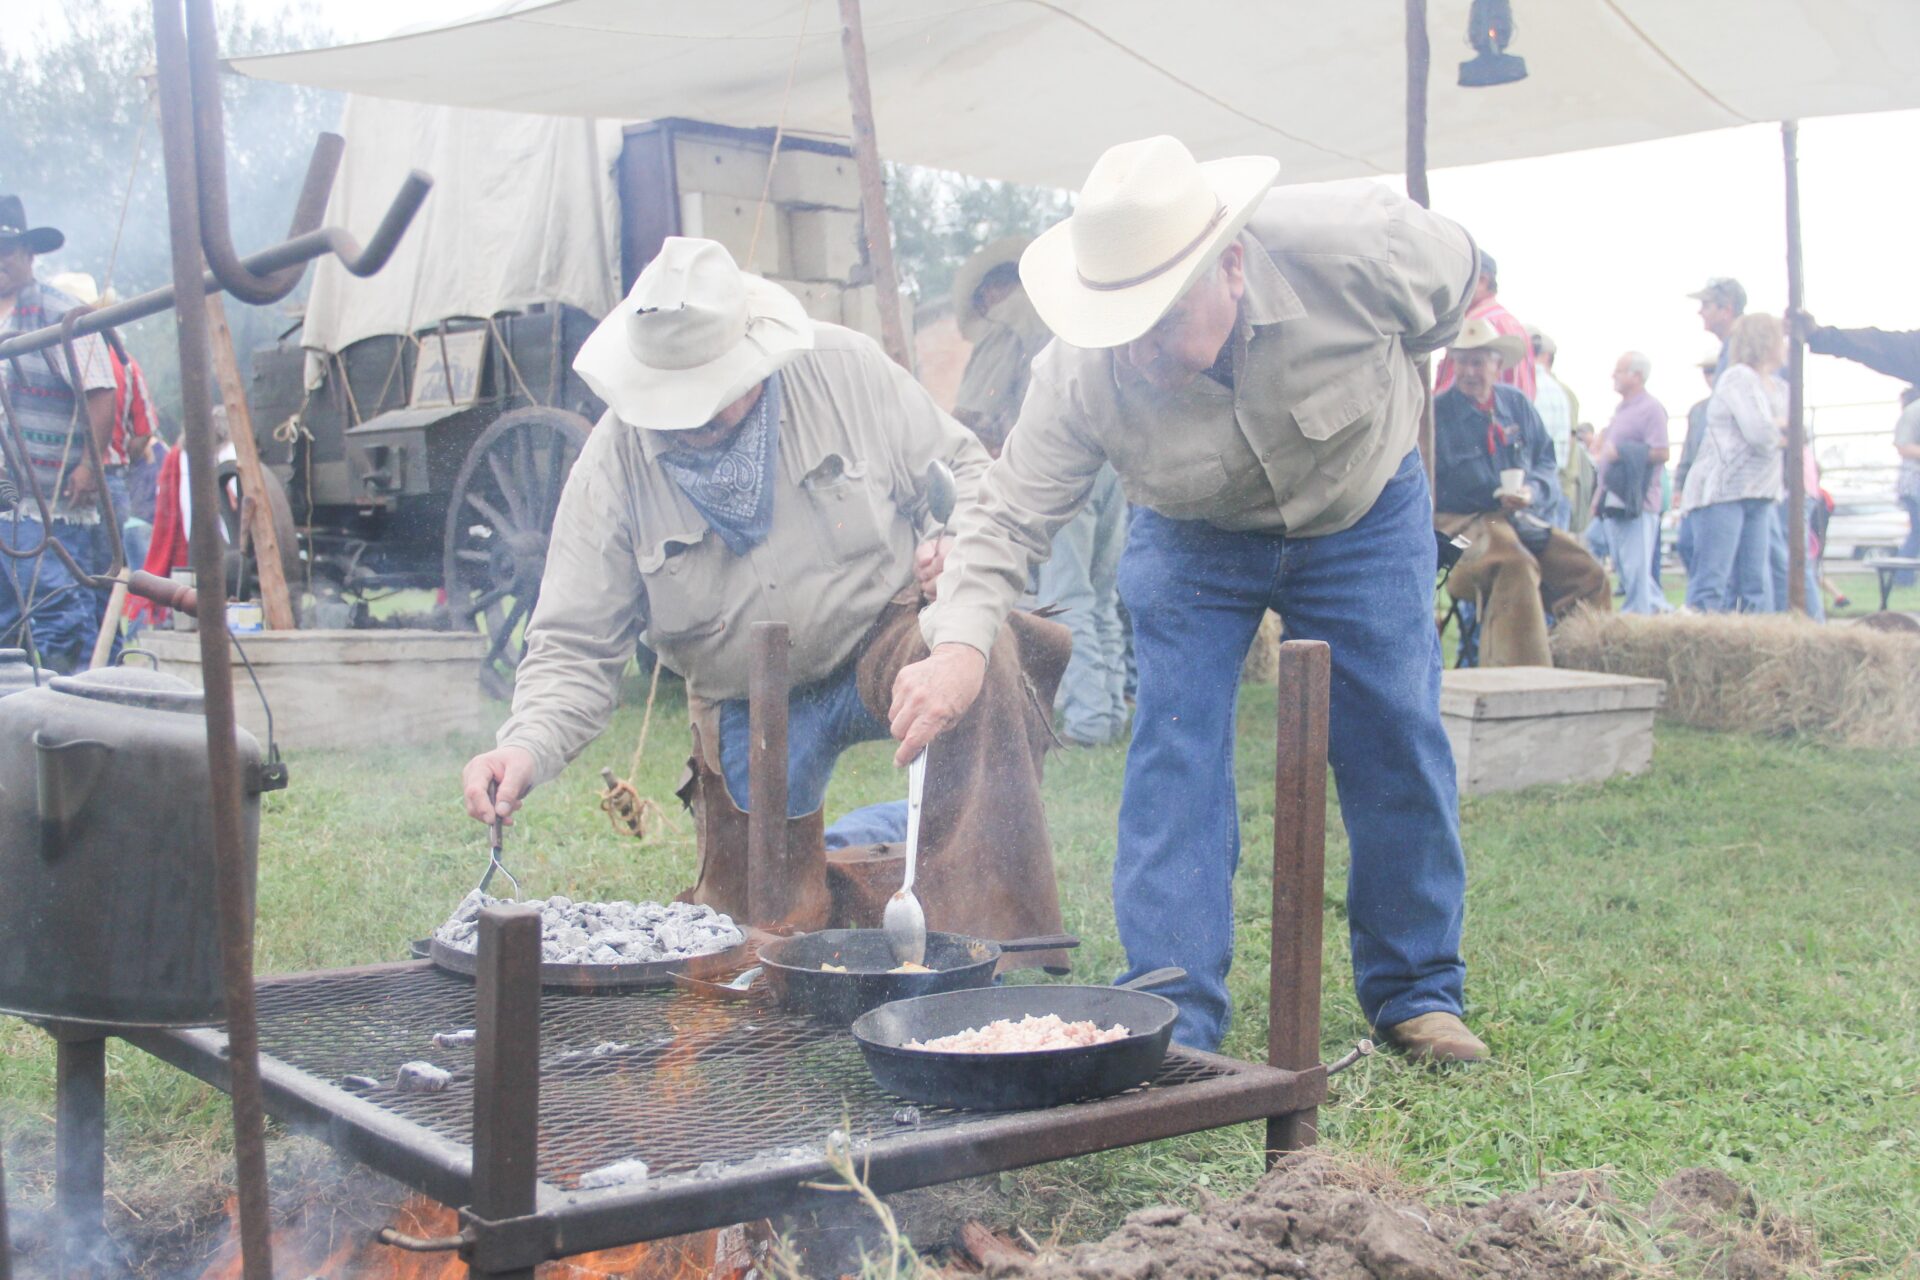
[948,237,1129,747]
[890,136,1487,1060]
[459,238,1071,960]
[1434,318,1609,668]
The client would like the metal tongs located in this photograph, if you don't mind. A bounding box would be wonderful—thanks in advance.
[478,780,522,899]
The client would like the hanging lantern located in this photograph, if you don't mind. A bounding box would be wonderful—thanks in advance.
[1459,0,1528,87]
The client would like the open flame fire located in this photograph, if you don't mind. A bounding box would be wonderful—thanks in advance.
[197,1193,768,1279]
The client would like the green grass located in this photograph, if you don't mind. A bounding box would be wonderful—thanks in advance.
[2,675,1916,1275]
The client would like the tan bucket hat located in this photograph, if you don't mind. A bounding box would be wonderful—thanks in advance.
[573,237,813,431]
[953,236,1033,342]
[1448,315,1529,366]
[1019,136,1280,350]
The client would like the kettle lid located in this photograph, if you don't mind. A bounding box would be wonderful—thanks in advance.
[47,667,203,714]
[0,648,47,691]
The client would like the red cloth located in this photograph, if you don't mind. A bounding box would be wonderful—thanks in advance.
[1435,298,1539,401]
[125,444,189,623]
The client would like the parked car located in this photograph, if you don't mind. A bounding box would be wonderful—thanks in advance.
[1822,493,1908,561]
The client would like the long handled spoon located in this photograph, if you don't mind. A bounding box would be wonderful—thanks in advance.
[883,752,929,966]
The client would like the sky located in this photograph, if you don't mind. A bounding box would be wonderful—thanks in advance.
[15,0,1920,491]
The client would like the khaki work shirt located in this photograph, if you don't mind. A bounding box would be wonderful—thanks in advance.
[499,323,990,784]
[924,181,1478,657]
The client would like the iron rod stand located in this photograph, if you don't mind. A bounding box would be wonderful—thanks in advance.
[1267,640,1330,1161]
[54,1036,106,1273]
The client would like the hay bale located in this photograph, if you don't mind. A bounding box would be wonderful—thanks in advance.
[1550,608,1920,748]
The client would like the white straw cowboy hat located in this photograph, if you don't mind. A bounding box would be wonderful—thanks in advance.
[574,237,813,431]
[1448,315,1529,366]
[953,236,1033,342]
[1020,136,1280,350]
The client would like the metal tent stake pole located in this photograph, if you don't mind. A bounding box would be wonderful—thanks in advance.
[469,905,543,1280]
[747,621,792,927]
[835,0,913,370]
[1782,120,1809,614]
[54,1034,106,1272]
[1267,640,1330,1162]
[1405,0,1437,497]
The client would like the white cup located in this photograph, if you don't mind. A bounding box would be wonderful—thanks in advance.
[1499,468,1526,497]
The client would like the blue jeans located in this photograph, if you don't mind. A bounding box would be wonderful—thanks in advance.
[1035,466,1129,746]
[718,659,892,819]
[0,515,107,671]
[1768,500,1825,621]
[1114,451,1466,1050]
[1675,510,1695,576]
[1684,499,1773,613]
[1898,494,1920,588]
[1604,511,1667,614]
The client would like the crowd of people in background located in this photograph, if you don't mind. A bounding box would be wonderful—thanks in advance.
[1431,256,1920,668]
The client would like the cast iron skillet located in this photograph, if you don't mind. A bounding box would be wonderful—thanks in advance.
[850,968,1184,1111]
[752,928,1079,1023]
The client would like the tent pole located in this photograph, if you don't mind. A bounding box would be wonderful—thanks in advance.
[1406,0,1435,495]
[836,0,912,369]
[1782,120,1808,613]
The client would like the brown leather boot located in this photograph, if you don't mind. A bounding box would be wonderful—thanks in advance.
[1380,1012,1488,1063]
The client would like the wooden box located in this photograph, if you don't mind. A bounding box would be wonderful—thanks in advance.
[140,629,487,755]
[1439,666,1664,795]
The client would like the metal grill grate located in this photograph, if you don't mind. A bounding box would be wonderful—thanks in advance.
[251,965,1234,1190]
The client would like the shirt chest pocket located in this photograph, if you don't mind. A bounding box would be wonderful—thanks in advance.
[802,452,896,566]
[1291,351,1391,443]
[637,532,725,640]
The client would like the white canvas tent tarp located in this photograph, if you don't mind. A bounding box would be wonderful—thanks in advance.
[298,93,623,366]
[237,0,1920,192]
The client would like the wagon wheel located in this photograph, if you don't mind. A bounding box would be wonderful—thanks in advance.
[444,406,593,699]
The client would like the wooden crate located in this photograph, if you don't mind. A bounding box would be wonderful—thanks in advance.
[140,629,487,754]
[1440,666,1664,795]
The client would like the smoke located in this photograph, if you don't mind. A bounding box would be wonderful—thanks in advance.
[0,2,344,436]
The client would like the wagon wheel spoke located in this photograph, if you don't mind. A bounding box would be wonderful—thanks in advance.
[454,548,491,565]
[463,581,514,620]
[486,451,529,528]
[463,489,512,534]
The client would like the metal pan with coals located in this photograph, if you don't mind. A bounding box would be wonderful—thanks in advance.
[429,934,754,993]
[850,968,1184,1111]
[750,929,1079,1023]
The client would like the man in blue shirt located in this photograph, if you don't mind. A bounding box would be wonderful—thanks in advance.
[1434,319,1609,667]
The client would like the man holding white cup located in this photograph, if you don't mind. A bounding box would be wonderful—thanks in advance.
[1433,318,1610,668]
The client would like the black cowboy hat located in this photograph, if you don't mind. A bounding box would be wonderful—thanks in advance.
[0,196,65,255]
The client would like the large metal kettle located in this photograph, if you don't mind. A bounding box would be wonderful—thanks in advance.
[0,667,264,1027]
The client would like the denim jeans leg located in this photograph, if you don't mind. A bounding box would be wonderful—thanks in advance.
[1274,452,1466,1030]
[1732,499,1775,613]
[1768,501,1790,613]
[1037,468,1129,745]
[1114,509,1273,1050]
[1676,511,1695,577]
[1684,503,1740,611]
[719,660,890,817]
[1613,512,1669,614]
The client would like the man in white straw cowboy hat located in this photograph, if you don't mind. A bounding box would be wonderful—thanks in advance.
[950,236,1129,747]
[891,136,1488,1060]
[458,238,1072,960]
[1434,317,1608,669]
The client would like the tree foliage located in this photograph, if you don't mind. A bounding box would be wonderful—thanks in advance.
[0,4,341,428]
[885,164,1072,307]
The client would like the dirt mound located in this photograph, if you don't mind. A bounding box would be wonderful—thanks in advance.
[1010,1153,1817,1280]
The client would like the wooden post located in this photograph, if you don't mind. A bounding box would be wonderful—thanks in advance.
[1267,640,1329,1161]
[471,905,541,1280]
[835,0,913,370]
[747,621,791,927]
[1406,0,1437,496]
[1782,121,1809,614]
[206,293,296,630]
[54,1036,106,1274]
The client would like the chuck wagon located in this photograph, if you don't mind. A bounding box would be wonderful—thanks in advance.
[246,106,897,695]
